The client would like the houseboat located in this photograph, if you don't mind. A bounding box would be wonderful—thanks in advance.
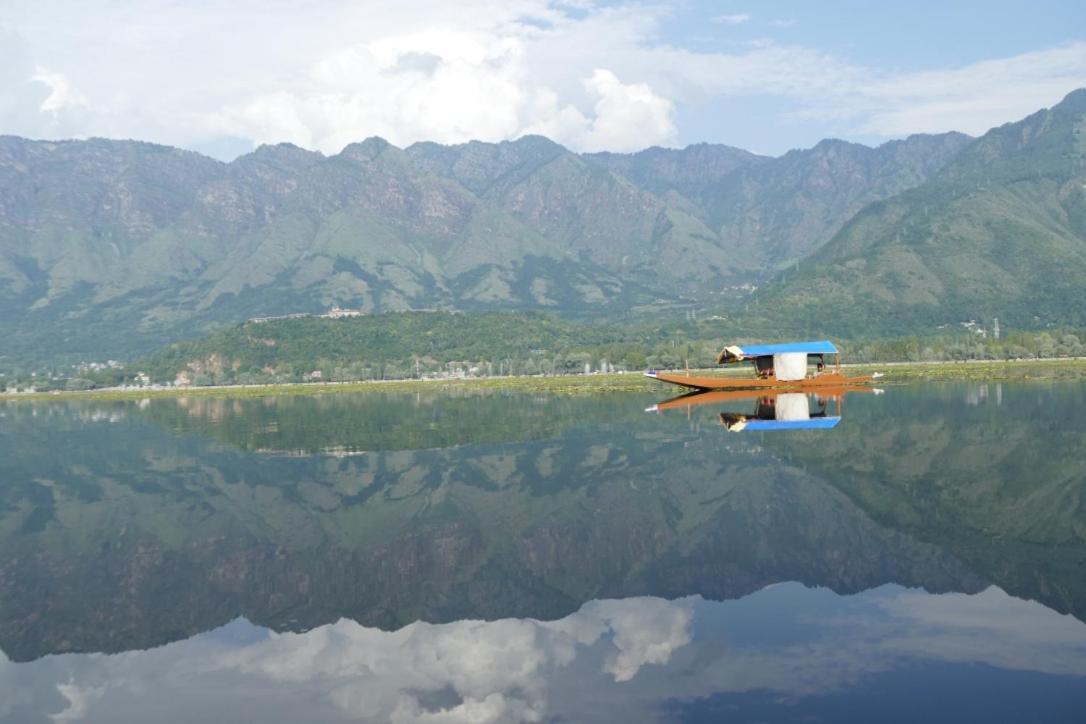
[644,340,877,391]
[642,340,873,390]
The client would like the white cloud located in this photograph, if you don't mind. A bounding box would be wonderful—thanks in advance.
[850,43,1086,137]
[0,1,1083,157]
[519,69,677,152]
[713,13,750,25]
[200,20,678,154]
[30,66,87,113]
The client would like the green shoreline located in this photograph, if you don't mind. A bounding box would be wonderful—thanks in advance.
[4,358,1086,402]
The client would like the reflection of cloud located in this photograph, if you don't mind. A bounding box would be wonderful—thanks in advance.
[3,586,1085,722]
[877,587,1086,676]
[0,597,695,723]
[661,585,1086,705]
[51,681,105,723]
[586,598,692,682]
[218,597,694,721]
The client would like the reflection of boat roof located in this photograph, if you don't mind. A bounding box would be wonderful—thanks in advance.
[734,417,841,431]
[721,340,839,361]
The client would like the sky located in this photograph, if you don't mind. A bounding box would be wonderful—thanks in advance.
[1,0,1084,160]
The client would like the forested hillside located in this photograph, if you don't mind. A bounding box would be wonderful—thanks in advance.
[46,312,1080,391]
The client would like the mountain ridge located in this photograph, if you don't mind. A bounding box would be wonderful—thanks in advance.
[0,126,974,367]
[751,88,1086,336]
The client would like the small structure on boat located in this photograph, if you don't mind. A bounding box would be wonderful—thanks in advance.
[645,340,877,391]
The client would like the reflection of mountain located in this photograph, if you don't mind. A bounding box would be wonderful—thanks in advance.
[768,382,1086,623]
[0,384,1082,662]
[140,390,631,453]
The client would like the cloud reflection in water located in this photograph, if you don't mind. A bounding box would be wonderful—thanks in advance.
[3,584,1085,723]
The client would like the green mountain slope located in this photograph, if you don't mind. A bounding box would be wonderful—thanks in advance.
[0,128,969,368]
[587,133,972,272]
[751,89,1086,336]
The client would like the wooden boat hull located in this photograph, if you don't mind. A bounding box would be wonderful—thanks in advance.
[644,370,876,391]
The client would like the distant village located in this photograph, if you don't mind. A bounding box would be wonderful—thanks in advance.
[938,318,1001,339]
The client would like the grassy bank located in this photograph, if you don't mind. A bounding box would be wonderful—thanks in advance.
[850,357,1086,382]
[4,358,1086,403]
[0,372,655,402]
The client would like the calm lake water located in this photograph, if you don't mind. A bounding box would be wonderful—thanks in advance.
[1,382,1085,722]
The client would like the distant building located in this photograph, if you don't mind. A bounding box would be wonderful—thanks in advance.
[322,306,364,319]
[249,312,311,324]
[960,320,988,338]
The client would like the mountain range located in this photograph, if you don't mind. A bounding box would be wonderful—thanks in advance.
[2,89,1084,367]
[755,89,1086,336]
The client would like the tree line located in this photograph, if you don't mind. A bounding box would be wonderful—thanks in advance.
[3,311,1083,392]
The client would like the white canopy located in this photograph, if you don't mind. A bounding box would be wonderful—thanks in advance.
[773,352,808,382]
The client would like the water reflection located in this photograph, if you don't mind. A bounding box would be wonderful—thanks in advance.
[649,386,880,431]
[1,383,1085,721]
[4,585,1084,723]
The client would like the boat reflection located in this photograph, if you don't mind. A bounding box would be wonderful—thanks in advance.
[648,386,882,431]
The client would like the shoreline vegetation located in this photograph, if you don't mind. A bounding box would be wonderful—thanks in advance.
[7,311,1085,396]
[4,358,1086,403]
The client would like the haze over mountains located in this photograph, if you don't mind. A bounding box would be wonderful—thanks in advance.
[1,89,1084,367]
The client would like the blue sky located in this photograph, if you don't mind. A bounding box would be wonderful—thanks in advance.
[1,1,1083,158]
[657,1,1084,68]
[658,1,1086,151]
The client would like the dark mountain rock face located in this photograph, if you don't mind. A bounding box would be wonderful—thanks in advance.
[0,127,971,365]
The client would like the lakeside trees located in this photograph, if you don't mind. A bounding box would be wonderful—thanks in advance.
[4,311,1082,392]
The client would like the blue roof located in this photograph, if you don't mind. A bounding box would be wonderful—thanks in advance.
[738,417,841,431]
[735,340,839,357]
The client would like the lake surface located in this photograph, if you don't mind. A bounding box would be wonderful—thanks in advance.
[1,382,1085,722]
